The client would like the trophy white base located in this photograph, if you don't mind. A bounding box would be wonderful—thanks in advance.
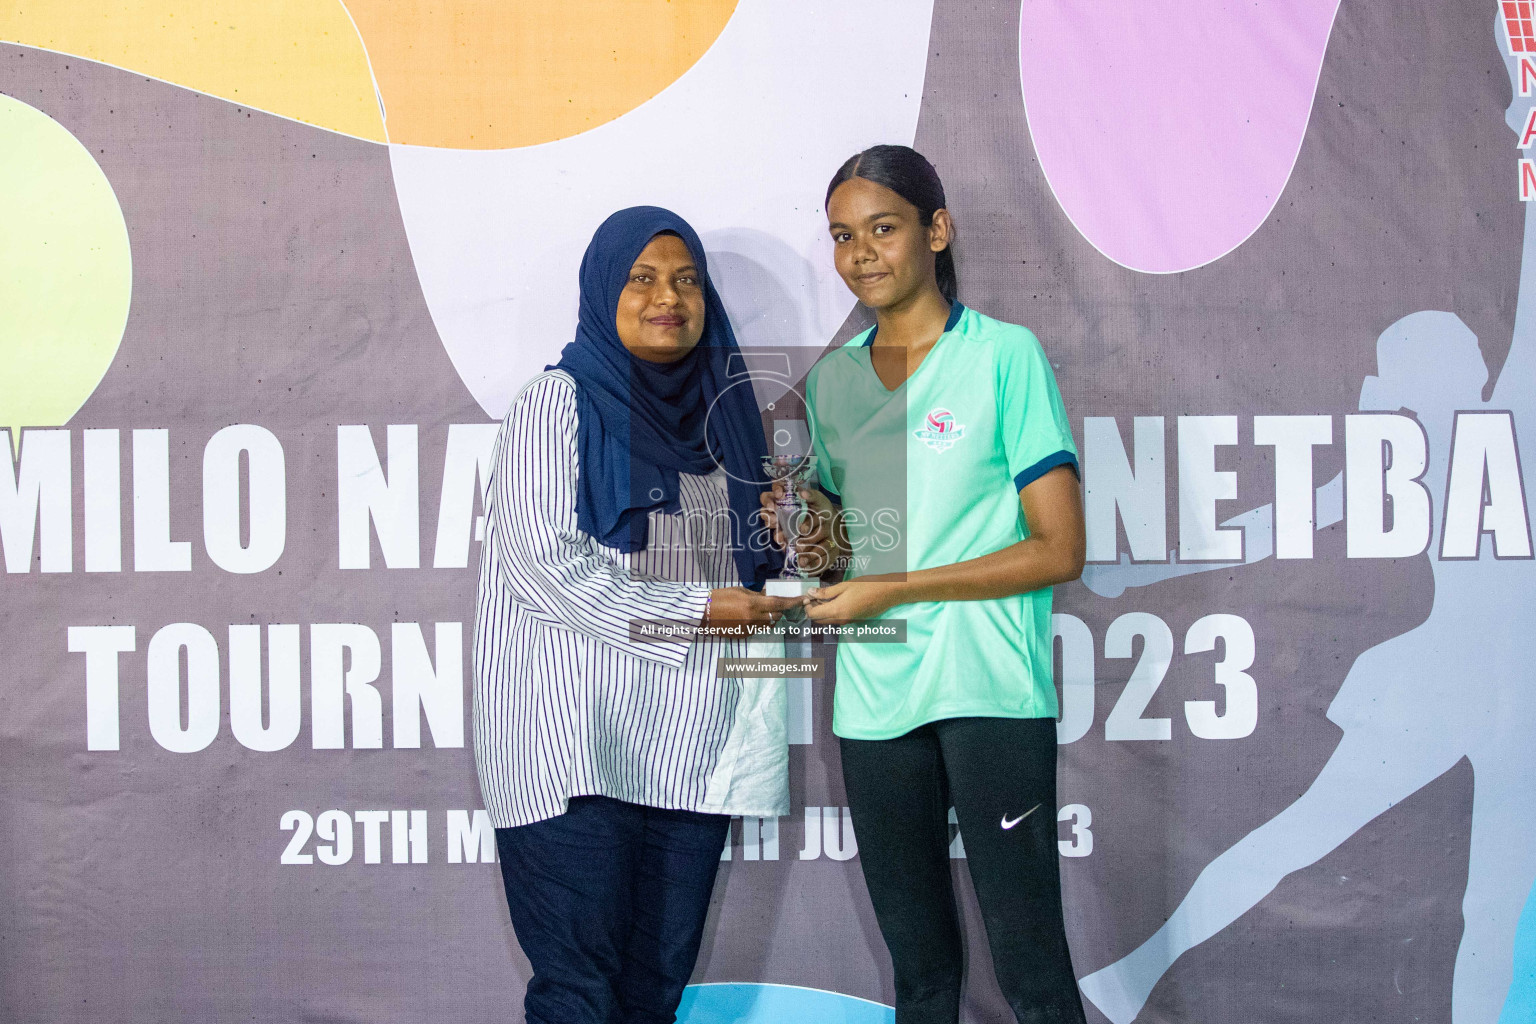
[765,578,821,598]
[766,577,818,649]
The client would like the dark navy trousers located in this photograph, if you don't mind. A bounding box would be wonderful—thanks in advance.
[495,795,731,1024]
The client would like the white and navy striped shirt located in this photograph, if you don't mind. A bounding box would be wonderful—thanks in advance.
[472,370,788,828]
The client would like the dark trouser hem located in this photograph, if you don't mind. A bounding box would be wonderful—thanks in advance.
[495,795,731,1024]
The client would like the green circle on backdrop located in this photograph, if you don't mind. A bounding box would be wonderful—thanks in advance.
[0,93,131,449]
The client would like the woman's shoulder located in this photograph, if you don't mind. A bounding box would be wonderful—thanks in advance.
[516,367,577,398]
[507,368,578,417]
[497,370,580,453]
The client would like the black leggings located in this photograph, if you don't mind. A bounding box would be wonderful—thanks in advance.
[840,716,1087,1024]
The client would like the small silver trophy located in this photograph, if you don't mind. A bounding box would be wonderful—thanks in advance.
[761,452,824,599]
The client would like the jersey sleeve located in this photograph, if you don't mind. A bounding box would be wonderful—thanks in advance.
[997,328,1079,491]
[804,364,842,503]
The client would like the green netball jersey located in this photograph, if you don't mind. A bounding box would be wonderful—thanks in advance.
[805,303,1078,740]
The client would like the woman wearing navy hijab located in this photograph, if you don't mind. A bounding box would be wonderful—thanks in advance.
[472,207,798,1024]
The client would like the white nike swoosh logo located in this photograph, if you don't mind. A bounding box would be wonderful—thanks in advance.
[1001,804,1043,830]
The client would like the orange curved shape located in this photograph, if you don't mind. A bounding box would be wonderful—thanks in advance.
[344,0,738,149]
[0,1,385,142]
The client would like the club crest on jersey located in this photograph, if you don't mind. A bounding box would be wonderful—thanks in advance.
[914,407,966,451]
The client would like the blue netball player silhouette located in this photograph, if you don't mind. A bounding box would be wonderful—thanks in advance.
[1078,26,1536,1024]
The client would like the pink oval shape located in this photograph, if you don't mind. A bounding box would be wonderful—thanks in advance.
[1019,0,1341,273]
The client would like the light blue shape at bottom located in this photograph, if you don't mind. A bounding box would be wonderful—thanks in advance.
[1500,886,1536,1024]
[678,983,894,1024]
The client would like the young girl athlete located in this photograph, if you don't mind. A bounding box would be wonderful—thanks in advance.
[781,145,1089,1023]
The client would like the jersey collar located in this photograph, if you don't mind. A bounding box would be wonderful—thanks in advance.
[862,300,965,346]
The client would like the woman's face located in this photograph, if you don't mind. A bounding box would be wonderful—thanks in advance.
[827,176,951,311]
[615,233,707,363]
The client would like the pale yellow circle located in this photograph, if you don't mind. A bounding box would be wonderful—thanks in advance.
[0,94,132,448]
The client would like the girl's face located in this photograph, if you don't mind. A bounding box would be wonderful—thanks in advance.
[615,233,707,363]
[827,176,951,311]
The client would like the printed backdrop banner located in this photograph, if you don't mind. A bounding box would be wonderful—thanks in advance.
[2,2,1534,1022]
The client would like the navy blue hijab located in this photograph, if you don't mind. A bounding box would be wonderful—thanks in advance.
[550,207,780,590]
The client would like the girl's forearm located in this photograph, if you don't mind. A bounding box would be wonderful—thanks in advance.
[863,533,1083,604]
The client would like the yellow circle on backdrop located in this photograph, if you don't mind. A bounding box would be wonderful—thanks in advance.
[0,94,132,448]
